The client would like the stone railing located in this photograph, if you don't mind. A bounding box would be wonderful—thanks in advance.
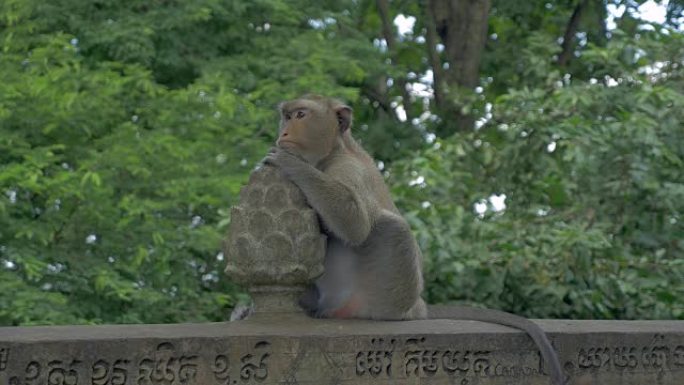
[1,317,684,385]
[3,163,683,385]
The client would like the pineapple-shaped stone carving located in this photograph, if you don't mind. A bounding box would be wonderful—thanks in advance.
[224,163,326,315]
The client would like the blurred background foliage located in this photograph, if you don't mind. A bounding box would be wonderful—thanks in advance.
[1,0,682,325]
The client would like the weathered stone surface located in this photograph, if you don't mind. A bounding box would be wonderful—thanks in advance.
[2,317,683,385]
[223,164,326,314]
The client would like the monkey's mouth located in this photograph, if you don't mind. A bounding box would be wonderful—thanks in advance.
[277,139,298,149]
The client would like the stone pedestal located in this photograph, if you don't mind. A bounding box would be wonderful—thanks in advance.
[249,285,307,314]
[223,164,326,316]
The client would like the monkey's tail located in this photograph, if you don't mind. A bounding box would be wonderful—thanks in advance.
[427,304,567,385]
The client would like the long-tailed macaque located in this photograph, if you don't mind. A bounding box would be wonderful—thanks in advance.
[264,95,566,385]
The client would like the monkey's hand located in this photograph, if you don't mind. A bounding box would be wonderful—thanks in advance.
[260,146,277,164]
[263,147,310,179]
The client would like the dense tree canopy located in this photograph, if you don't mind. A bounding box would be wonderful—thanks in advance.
[1,0,682,325]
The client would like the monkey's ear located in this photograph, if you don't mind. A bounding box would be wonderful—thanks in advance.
[336,105,353,133]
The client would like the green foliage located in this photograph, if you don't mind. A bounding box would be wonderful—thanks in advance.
[0,0,367,325]
[1,0,682,324]
[392,30,684,320]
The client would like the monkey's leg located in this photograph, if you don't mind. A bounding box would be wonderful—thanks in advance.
[299,285,364,319]
[300,238,360,317]
[352,211,425,320]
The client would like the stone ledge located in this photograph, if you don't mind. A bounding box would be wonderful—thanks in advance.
[1,316,683,384]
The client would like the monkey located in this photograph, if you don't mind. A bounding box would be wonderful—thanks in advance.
[264,95,566,385]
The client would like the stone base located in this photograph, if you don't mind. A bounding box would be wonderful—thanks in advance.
[250,285,306,315]
[1,317,683,385]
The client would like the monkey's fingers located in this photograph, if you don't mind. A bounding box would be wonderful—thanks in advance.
[262,154,278,166]
[262,147,283,166]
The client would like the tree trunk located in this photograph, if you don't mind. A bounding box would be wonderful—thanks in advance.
[426,0,491,135]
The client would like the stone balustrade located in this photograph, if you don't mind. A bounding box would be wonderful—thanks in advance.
[2,315,683,385]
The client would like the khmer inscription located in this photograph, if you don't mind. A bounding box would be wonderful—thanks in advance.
[137,342,198,385]
[239,341,271,382]
[403,337,496,378]
[405,337,439,377]
[441,350,471,375]
[8,359,81,385]
[9,361,41,385]
[92,359,130,385]
[353,336,547,380]
[674,345,684,367]
[2,327,683,385]
[612,347,639,369]
[355,338,395,378]
[48,359,82,385]
[211,354,231,385]
[2,340,280,385]
[492,362,541,378]
[567,334,684,374]
[0,347,7,371]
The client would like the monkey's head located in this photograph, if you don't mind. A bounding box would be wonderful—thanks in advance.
[276,95,352,164]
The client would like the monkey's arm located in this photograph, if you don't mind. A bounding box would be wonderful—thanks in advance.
[265,149,374,245]
[428,305,566,385]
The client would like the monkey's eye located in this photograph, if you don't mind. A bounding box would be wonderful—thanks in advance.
[284,113,291,120]
[295,110,306,119]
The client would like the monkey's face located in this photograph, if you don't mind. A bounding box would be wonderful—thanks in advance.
[277,99,338,164]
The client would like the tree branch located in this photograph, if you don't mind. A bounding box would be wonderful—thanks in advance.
[558,0,589,67]
[423,0,446,111]
[376,0,414,122]
[429,0,491,134]
[362,82,395,118]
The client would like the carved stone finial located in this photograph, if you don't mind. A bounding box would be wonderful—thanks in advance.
[224,164,326,316]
